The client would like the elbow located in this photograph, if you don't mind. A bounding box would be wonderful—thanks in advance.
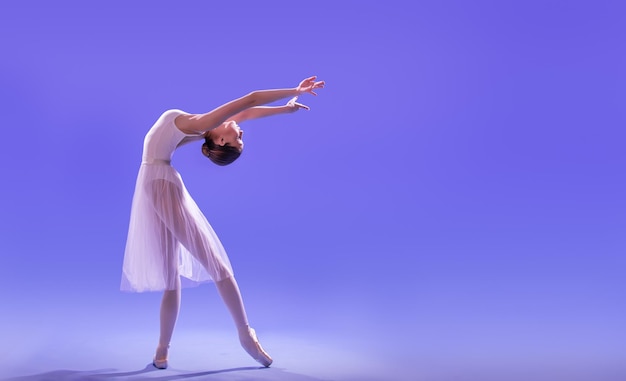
[246,91,261,108]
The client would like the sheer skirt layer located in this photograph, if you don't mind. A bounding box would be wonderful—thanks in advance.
[121,162,233,292]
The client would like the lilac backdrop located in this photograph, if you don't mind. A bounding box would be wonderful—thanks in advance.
[0,1,624,380]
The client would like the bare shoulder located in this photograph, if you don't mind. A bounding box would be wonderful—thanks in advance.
[174,113,203,134]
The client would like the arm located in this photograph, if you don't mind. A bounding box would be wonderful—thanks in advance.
[176,76,324,134]
[227,97,310,123]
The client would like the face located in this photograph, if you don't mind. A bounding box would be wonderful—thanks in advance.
[212,121,244,151]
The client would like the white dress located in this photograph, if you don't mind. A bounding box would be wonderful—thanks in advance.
[121,109,234,292]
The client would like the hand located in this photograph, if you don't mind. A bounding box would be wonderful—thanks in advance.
[296,76,325,96]
[285,96,310,113]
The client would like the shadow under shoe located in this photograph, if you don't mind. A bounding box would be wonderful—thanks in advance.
[238,327,273,367]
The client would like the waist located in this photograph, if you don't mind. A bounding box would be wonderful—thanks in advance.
[141,158,171,165]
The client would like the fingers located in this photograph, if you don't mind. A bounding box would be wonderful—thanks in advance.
[299,76,324,96]
[296,102,310,110]
[289,97,310,110]
[310,81,324,95]
[299,76,316,87]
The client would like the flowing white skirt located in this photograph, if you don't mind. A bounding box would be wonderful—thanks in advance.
[121,160,233,292]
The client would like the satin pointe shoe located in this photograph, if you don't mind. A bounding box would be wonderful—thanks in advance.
[153,344,169,369]
[239,327,273,367]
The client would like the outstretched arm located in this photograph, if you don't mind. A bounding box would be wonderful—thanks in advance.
[227,96,310,123]
[175,76,324,134]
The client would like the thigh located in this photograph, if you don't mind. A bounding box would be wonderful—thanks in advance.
[150,179,231,280]
[155,218,181,289]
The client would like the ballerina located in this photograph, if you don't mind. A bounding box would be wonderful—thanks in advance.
[120,76,325,368]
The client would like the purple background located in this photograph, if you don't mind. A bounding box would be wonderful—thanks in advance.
[1,1,625,380]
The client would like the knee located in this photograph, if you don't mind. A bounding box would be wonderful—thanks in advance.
[213,264,234,283]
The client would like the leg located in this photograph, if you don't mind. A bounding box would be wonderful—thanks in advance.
[154,276,181,369]
[151,180,271,366]
[216,276,272,367]
[150,179,232,281]
[215,276,248,330]
[152,218,181,369]
[159,278,181,347]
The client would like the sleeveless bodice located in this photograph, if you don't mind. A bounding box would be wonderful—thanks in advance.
[141,109,201,163]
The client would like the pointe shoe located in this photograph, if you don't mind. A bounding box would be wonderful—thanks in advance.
[153,344,169,369]
[239,327,273,367]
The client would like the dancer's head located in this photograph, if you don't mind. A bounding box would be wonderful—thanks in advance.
[202,121,244,166]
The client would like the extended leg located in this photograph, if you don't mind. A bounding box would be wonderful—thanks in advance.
[216,276,272,367]
[215,276,248,329]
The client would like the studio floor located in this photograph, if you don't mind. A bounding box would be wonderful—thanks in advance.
[4,327,405,381]
[3,316,625,381]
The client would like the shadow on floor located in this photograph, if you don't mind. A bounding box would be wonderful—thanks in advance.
[5,363,333,381]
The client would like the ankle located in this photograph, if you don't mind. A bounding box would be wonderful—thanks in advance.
[237,325,251,336]
[155,344,169,355]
